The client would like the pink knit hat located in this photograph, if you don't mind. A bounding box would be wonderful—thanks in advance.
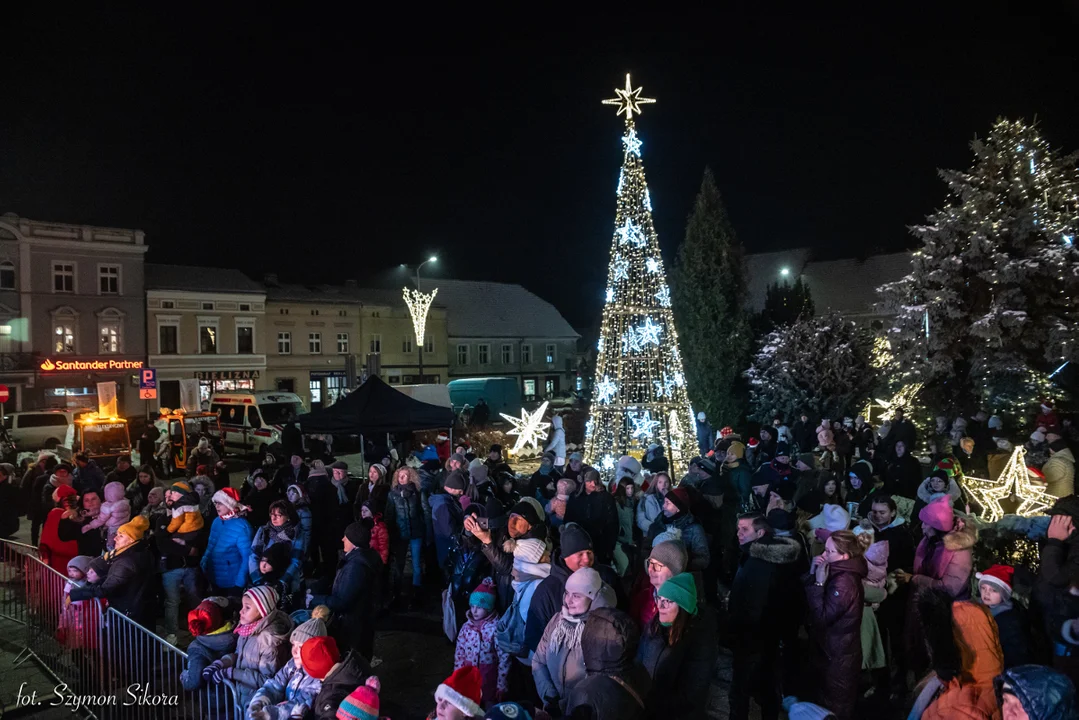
[919,495,955,533]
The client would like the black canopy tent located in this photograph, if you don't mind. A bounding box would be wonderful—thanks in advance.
[296,375,455,435]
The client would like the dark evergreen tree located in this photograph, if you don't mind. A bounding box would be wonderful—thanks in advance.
[671,168,752,427]
[756,277,814,333]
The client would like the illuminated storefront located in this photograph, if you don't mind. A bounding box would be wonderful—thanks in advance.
[36,356,145,412]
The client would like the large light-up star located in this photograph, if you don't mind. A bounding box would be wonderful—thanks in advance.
[499,402,552,455]
[636,317,662,346]
[964,446,1058,522]
[621,129,642,157]
[646,258,660,273]
[655,286,671,308]
[622,328,643,354]
[630,411,661,440]
[653,373,676,399]
[615,218,646,248]
[612,256,629,281]
[602,73,656,120]
[600,455,615,471]
[595,375,618,404]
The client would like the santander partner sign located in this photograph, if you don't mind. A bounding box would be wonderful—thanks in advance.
[39,358,144,372]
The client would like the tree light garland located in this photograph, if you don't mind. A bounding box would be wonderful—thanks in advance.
[584,74,695,477]
[403,287,438,347]
[963,446,1058,523]
[499,401,552,456]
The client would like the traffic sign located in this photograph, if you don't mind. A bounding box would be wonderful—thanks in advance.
[140,368,157,391]
[140,388,157,400]
[0,385,9,403]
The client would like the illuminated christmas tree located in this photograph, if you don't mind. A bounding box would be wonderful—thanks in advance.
[583,74,695,477]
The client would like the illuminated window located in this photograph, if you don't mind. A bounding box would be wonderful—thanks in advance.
[523,379,536,400]
[54,320,76,353]
[546,344,557,364]
[198,319,219,354]
[337,333,349,354]
[98,309,123,354]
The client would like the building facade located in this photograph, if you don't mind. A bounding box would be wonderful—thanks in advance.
[264,279,449,410]
[423,279,580,400]
[0,214,147,413]
[145,264,269,409]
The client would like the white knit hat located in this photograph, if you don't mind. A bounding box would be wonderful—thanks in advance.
[512,538,546,563]
[809,504,850,533]
[564,567,603,599]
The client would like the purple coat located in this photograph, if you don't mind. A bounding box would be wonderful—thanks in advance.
[804,556,867,720]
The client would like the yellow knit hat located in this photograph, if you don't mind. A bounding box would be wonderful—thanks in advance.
[117,515,150,542]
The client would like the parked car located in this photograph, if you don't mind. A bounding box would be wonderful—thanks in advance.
[4,409,88,451]
[545,390,583,409]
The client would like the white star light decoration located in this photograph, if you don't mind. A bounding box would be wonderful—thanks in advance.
[617,169,625,193]
[654,286,671,308]
[600,455,615,471]
[630,411,661,439]
[605,287,615,302]
[621,128,642,157]
[595,376,618,404]
[602,73,656,120]
[612,256,629,281]
[964,446,1058,522]
[622,328,644,354]
[653,373,676,399]
[644,187,652,211]
[499,402,552,456]
[636,317,662,346]
[646,258,660,273]
[616,218,646,248]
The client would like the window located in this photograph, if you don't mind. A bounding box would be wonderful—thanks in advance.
[545,379,556,395]
[309,333,322,354]
[309,379,322,404]
[98,264,120,295]
[239,303,251,312]
[277,332,292,355]
[198,319,219,354]
[161,300,175,309]
[521,344,532,364]
[403,337,413,353]
[0,261,14,290]
[311,309,319,316]
[279,308,289,315]
[202,302,215,311]
[237,324,254,354]
[337,333,349,354]
[546,343,556,364]
[53,311,77,354]
[425,336,434,353]
[338,310,347,317]
[478,343,491,365]
[501,344,513,364]
[158,324,178,355]
[457,344,469,365]
[53,262,75,293]
[369,334,381,353]
[523,379,536,400]
[98,309,123,354]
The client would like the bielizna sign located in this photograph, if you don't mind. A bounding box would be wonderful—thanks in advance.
[39,358,144,372]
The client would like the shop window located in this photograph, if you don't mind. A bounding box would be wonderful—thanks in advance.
[98,264,121,295]
[98,310,123,354]
[545,379,556,395]
[369,334,381,353]
[0,261,14,290]
[199,322,218,354]
[278,332,291,354]
[403,337,413,353]
[576,376,583,391]
[337,333,349,354]
[521,344,532,364]
[309,332,322,354]
[53,262,75,293]
[325,374,347,405]
[478,343,490,365]
[457,344,469,365]
[523,379,536,400]
[237,326,254,354]
[310,379,322,404]
[501,344,513,364]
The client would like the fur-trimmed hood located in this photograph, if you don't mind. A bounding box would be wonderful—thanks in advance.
[748,535,802,565]
[942,522,977,552]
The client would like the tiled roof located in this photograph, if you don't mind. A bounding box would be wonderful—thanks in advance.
[413,279,579,339]
[145,263,265,294]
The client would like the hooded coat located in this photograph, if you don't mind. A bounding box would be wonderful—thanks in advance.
[912,522,977,600]
[545,416,567,465]
[995,664,1078,720]
[1044,447,1076,498]
[202,515,254,590]
[230,609,294,711]
[564,608,651,720]
[919,601,1004,720]
[309,546,380,657]
[636,606,718,720]
[309,650,372,720]
[250,658,324,718]
[874,515,915,573]
[182,628,238,691]
[524,550,623,654]
[804,556,868,720]
[635,492,664,535]
[646,513,710,571]
[728,535,803,654]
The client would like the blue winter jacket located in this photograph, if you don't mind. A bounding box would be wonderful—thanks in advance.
[181,627,237,691]
[995,664,1077,720]
[201,516,253,589]
[250,659,323,717]
[248,521,306,593]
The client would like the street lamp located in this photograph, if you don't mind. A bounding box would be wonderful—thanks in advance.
[416,255,438,291]
[780,267,790,277]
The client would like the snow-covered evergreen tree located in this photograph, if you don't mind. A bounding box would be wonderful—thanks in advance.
[746,312,875,422]
[879,119,1079,421]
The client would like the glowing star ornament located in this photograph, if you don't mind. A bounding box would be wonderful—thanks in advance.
[616,218,646,248]
[594,375,618,404]
[403,287,438,346]
[630,411,661,440]
[605,287,615,302]
[635,317,662,346]
[602,73,656,120]
[612,256,629,281]
[645,258,660,273]
[600,455,615,471]
[499,402,552,456]
[621,128,642,157]
[621,328,644,354]
[644,187,652,212]
[964,446,1058,522]
[654,286,671,308]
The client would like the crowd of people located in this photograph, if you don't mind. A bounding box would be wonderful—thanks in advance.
[1,397,1078,720]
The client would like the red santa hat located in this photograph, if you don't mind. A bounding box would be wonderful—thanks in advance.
[976,564,1014,599]
[435,666,483,717]
[747,437,759,448]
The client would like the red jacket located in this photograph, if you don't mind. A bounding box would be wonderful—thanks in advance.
[369,516,390,565]
[39,508,78,575]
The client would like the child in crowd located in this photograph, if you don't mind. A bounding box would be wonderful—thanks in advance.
[57,555,93,647]
[166,480,206,534]
[545,479,575,527]
[336,677,382,720]
[977,564,1031,668]
[181,597,237,691]
[360,502,390,566]
[453,578,510,704]
[432,666,484,720]
[286,484,313,563]
[83,480,132,550]
[203,585,294,711]
[141,486,167,521]
[248,612,334,719]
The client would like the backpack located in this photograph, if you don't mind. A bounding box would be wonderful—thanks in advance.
[495,579,539,657]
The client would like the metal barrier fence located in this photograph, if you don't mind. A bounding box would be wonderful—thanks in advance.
[0,540,238,720]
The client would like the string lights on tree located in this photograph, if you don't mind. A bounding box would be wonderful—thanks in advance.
[584,74,695,477]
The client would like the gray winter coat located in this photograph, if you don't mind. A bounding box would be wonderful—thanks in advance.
[228,609,293,711]
[250,658,323,719]
[532,612,588,710]
[635,493,663,535]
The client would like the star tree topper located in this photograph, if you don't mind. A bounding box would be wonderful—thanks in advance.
[500,401,552,455]
[602,73,656,119]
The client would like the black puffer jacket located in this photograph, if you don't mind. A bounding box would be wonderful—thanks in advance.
[310,650,372,720]
[565,607,650,720]
[69,539,155,626]
[636,606,719,720]
[728,535,803,653]
[386,483,426,541]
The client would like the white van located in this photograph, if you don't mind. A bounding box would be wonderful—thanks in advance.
[208,391,305,456]
[4,409,89,450]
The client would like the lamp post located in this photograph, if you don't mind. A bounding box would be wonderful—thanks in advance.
[405,256,438,383]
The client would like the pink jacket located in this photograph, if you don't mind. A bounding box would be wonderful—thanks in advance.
[863,540,889,589]
[454,610,510,701]
[912,523,976,600]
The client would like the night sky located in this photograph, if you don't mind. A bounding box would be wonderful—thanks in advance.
[3,6,1078,327]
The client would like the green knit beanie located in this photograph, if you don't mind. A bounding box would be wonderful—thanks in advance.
[658,573,698,616]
